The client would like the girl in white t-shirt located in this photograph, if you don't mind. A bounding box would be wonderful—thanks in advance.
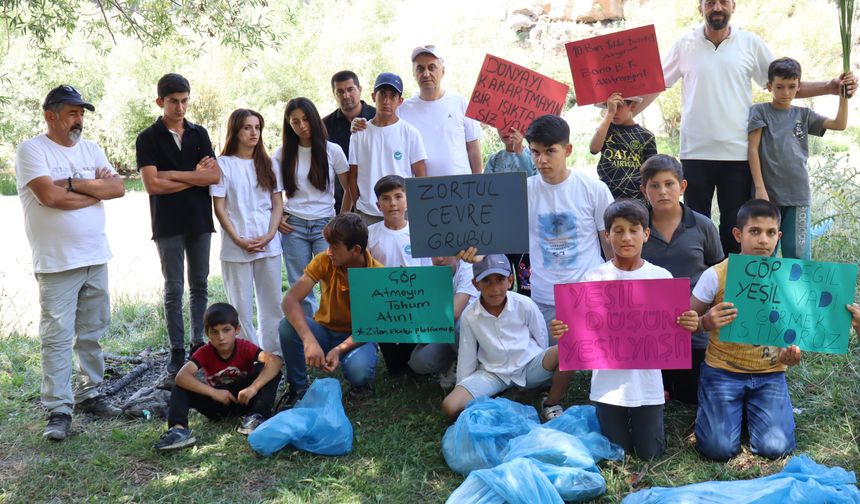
[211,109,283,356]
[549,199,698,459]
[274,98,351,317]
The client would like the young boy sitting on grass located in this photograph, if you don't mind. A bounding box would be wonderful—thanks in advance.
[154,303,283,452]
[639,155,724,404]
[748,58,851,260]
[690,199,860,460]
[550,200,698,459]
[279,213,382,406]
[441,254,560,421]
[589,92,656,204]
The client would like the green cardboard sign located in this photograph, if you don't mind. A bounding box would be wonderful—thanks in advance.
[349,266,455,343]
[721,254,857,354]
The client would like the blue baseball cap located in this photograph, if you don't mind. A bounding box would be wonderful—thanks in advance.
[374,72,403,94]
[473,254,512,282]
[42,85,95,111]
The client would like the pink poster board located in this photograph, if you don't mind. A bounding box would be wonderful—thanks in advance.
[554,278,691,370]
[565,25,665,106]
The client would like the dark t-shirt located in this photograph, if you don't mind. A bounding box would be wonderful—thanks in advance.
[135,118,216,239]
[190,338,261,387]
[596,123,657,202]
[323,101,377,157]
[642,203,724,349]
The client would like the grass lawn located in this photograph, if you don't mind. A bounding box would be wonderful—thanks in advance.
[1,283,858,503]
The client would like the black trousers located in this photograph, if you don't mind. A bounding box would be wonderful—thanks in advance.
[167,364,281,427]
[662,348,706,404]
[681,159,752,256]
[595,402,665,460]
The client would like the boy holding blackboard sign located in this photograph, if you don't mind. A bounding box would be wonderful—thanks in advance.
[639,155,724,404]
[589,92,656,204]
[278,213,383,406]
[441,254,561,421]
[550,200,699,459]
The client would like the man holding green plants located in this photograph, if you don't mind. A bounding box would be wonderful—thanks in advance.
[15,85,126,441]
[637,0,856,257]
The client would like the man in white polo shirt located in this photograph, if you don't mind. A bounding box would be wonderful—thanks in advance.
[638,0,854,255]
[399,45,483,176]
[15,85,125,441]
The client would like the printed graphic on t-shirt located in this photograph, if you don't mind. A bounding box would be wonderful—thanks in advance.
[49,164,97,180]
[793,120,805,140]
[207,366,247,387]
[394,151,403,160]
[538,211,578,268]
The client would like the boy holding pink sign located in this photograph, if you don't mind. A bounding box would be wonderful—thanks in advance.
[550,200,698,459]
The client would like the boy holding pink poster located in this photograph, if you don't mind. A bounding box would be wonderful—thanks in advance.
[550,200,698,459]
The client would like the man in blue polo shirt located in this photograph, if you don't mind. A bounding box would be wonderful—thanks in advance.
[135,73,221,377]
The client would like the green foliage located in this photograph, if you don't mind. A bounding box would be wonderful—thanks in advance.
[811,151,860,265]
[0,0,282,59]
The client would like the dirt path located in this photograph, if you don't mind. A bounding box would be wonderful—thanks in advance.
[0,192,223,335]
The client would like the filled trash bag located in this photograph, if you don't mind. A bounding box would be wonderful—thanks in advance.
[545,405,625,462]
[442,397,539,475]
[622,455,860,504]
[248,378,353,456]
[446,457,564,504]
[502,427,606,501]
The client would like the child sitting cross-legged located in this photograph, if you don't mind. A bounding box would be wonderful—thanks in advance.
[154,303,283,452]
[441,254,561,421]
[550,199,698,459]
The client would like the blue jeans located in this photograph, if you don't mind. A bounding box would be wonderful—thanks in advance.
[155,233,211,349]
[695,363,796,460]
[280,215,330,318]
[279,316,378,390]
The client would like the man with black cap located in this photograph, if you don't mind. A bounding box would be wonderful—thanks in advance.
[399,45,483,176]
[15,85,125,441]
[348,72,426,226]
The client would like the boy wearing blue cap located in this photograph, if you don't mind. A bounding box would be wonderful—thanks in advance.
[348,72,427,226]
[441,254,560,421]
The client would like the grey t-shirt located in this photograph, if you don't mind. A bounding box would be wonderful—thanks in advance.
[748,103,827,206]
[642,204,724,349]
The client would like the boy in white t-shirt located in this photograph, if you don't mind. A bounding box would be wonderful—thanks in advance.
[366,174,430,269]
[348,72,426,227]
[551,200,698,459]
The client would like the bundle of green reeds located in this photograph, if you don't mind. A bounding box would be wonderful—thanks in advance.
[839,0,855,97]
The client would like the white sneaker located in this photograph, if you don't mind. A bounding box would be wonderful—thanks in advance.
[540,397,564,422]
[438,362,457,390]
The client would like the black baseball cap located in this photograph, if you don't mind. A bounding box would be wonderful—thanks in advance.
[374,72,404,94]
[42,85,95,112]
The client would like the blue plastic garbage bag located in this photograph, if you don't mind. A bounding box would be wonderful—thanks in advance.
[545,405,624,462]
[622,455,860,504]
[442,397,539,475]
[502,427,606,501]
[446,457,564,504]
[248,378,352,456]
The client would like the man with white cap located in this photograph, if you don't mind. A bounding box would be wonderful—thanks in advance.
[15,85,126,441]
[398,45,483,176]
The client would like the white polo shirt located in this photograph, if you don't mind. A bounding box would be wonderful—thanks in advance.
[662,26,773,160]
[456,291,548,387]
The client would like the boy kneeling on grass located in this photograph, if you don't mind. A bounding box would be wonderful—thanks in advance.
[154,303,283,452]
[549,200,699,460]
[692,199,860,460]
[441,254,561,422]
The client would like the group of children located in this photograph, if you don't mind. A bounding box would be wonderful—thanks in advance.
[151,57,860,466]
